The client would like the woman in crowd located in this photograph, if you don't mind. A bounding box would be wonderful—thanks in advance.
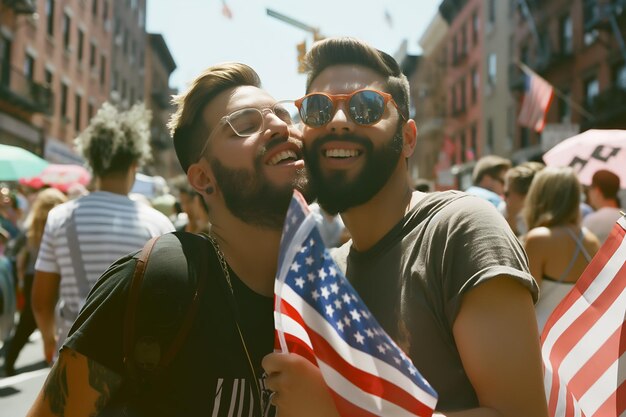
[523,167,600,332]
[3,188,67,375]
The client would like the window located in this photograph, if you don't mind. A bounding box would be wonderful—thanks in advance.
[46,0,55,36]
[472,10,479,45]
[584,77,599,107]
[44,68,53,86]
[583,0,599,46]
[130,87,135,104]
[121,78,127,100]
[615,64,626,89]
[488,53,497,85]
[122,29,128,55]
[470,124,478,159]
[487,119,494,153]
[560,14,573,55]
[77,29,84,63]
[471,66,479,104]
[103,0,108,20]
[461,23,467,54]
[89,41,96,69]
[62,13,71,50]
[460,132,467,162]
[88,102,94,121]
[460,77,466,111]
[112,70,118,91]
[488,0,496,24]
[74,93,82,131]
[520,127,530,148]
[559,90,571,123]
[24,54,35,81]
[60,82,69,119]
[100,54,106,86]
[92,0,98,18]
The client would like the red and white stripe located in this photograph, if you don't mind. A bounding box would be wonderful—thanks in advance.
[518,69,554,133]
[541,217,626,417]
[275,284,438,417]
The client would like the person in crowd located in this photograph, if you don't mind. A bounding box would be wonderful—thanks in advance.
[523,167,600,332]
[175,177,211,234]
[500,161,544,237]
[3,188,67,376]
[0,226,16,352]
[31,103,175,365]
[582,169,623,244]
[27,62,310,417]
[0,187,22,240]
[464,155,512,207]
[262,37,548,417]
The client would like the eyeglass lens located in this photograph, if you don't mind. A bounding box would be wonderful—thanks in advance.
[299,90,387,127]
[228,104,295,137]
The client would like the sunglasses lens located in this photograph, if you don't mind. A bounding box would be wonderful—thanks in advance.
[299,95,333,127]
[229,108,264,136]
[349,90,386,125]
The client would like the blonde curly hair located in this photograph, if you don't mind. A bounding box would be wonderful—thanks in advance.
[75,102,152,177]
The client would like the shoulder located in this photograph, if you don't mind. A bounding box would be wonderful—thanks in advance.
[523,227,552,246]
[425,191,510,231]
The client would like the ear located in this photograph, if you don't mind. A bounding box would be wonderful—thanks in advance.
[187,160,215,199]
[401,119,417,158]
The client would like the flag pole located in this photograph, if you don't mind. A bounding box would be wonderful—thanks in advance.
[515,60,595,121]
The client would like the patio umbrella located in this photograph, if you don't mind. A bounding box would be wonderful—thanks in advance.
[542,129,626,186]
[19,164,92,192]
[0,144,49,181]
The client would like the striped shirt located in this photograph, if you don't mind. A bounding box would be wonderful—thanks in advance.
[36,191,175,315]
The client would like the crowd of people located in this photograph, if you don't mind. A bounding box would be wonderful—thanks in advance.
[0,36,622,417]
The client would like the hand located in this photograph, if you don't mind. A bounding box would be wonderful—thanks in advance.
[262,352,340,417]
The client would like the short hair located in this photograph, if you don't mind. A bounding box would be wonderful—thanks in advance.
[591,169,620,200]
[304,37,410,120]
[75,102,152,177]
[505,162,545,195]
[472,155,512,184]
[524,167,581,229]
[168,63,261,173]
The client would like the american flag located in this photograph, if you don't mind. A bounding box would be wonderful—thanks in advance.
[273,192,438,416]
[518,67,554,132]
[541,215,626,417]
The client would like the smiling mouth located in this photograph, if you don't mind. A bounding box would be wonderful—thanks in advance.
[268,150,300,166]
[324,149,362,158]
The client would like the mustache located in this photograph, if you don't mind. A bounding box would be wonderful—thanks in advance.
[258,136,303,157]
[307,133,371,150]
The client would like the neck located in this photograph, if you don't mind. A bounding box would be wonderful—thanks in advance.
[209,212,281,297]
[96,170,134,195]
[340,164,416,252]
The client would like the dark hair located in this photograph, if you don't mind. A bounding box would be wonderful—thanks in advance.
[591,169,620,201]
[168,63,261,173]
[304,37,410,120]
[472,155,512,185]
[505,162,545,195]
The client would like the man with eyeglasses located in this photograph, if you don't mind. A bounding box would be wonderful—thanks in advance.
[27,63,309,417]
[262,37,548,417]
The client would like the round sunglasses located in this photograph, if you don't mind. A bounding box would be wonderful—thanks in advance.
[294,89,406,128]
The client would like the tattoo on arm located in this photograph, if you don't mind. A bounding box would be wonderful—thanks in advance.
[43,351,74,416]
[87,357,122,415]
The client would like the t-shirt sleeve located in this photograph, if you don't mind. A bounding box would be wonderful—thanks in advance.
[63,253,137,375]
[431,195,538,324]
[35,208,61,274]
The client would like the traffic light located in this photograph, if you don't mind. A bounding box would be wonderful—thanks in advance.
[296,40,307,73]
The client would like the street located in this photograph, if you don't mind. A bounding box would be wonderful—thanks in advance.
[0,332,49,417]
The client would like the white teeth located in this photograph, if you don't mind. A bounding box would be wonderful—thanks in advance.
[325,149,360,158]
[269,150,298,166]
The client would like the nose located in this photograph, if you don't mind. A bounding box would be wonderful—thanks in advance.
[264,110,290,140]
[326,101,354,134]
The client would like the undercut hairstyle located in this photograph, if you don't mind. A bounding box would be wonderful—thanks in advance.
[168,63,261,173]
[75,102,152,177]
[304,37,410,120]
[524,167,582,229]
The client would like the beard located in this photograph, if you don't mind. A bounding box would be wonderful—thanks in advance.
[210,143,311,230]
[303,125,404,215]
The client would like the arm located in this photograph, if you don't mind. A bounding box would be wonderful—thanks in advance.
[262,352,340,417]
[443,276,548,417]
[32,270,61,363]
[523,230,546,287]
[26,347,122,417]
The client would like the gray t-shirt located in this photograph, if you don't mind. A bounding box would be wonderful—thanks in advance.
[333,191,538,411]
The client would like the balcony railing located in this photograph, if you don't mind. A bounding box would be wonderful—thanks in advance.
[0,60,54,114]
[2,0,36,14]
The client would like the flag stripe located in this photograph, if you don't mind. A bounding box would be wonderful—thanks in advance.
[580,353,626,415]
[279,298,436,414]
[518,70,554,132]
[590,379,626,417]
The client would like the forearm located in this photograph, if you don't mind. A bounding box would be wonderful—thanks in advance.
[32,295,56,343]
[32,271,61,346]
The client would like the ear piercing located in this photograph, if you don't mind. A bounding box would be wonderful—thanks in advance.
[205,186,214,195]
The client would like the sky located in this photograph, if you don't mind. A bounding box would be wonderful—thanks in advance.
[146,0,441,100]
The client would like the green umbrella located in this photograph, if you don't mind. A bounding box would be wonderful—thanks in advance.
[0,144,49,181]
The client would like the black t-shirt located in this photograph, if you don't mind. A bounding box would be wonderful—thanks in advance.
[64,233,275,417]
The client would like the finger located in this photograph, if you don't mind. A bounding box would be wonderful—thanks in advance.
[262,370,283,392]
[261,351,287,374]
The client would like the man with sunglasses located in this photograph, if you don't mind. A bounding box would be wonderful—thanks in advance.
[465,155,512,207]
[263,38,548,417]
[27,63,308,417]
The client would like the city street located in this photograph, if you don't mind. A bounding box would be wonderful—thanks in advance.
[0,332,49,417]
